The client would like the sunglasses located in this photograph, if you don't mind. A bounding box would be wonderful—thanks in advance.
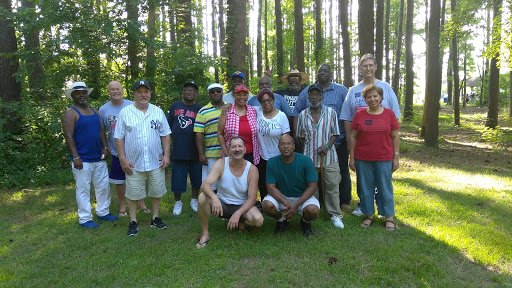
[210,89,223,94]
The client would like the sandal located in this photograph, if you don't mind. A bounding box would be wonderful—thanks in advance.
[196,237,211,249]
[119,211,127,217]
[385,219,396,231]
[361,216,373,228]
[141,208,150,214]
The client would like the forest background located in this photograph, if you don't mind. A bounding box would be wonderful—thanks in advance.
[0,0,511,188]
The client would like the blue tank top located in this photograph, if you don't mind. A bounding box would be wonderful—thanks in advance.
[70,107,101,162]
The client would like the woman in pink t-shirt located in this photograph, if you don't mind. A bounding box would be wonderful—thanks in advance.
[348,84,400,231]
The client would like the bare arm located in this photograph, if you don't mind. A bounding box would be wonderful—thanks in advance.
[344,121,352,148]
[160,134,171,169]
[217,113,228,156]
[94,108,109,159]
[195,132,207,165]
[391,130,400,172]
[116,138,134,175]
[62,109,83,170]
[348,129,358,172]
[318,135,338,156]
[227,164,259,230]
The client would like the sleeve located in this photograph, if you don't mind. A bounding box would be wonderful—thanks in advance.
[114,110,125,139]
[160,109,172,136]
[167,103,175,129]
[296,111,305,137]
[247,97,259,106]
[276,94,292,116]
[279,112,291,134]
[350,111,359,130]
[304,157,319,183]
[265,158,277,184]
[98,106,107,129]
[292,88,309,117]
[384,84,401,119]
[340,89,353,121]
[193,109,205,133]
[389,109,400,130]
[330,109,340,137]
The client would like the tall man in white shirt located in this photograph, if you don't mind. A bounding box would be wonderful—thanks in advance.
[115,80,172,236]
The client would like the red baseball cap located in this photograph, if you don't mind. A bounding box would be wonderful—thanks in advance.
[234,84,249,93]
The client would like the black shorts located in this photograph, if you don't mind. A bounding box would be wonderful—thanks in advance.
[219,199,243,220]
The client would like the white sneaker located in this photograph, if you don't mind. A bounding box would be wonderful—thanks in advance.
[352,206,363,216]
[173,201,183,215]
[330,215,345,228]
[190,199,198,212]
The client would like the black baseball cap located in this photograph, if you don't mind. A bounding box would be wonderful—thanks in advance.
[134,80,151,91]
[308,84,323,93]
[184,81,199,90]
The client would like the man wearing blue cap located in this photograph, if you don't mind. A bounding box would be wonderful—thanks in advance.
[115,80,171,236]
[168,81,203,215]
[296,84,345,229]
[222,71,254,104]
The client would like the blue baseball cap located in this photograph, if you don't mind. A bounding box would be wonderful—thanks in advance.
[231,71,245,80]
[308,84,323,93]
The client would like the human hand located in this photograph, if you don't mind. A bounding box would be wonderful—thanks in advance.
[317,145,328,156]
[349,158,356,172]
[221,103,232,116]
[227,213,241,230]
[282,201,298,221]
[120,157,134,175]
[160,154,170,169]
[199,154,208,165]
[392,158,399,172]
[211,196,223,217]
[72,158,83,170]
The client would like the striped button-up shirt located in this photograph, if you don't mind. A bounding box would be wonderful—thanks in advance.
[115,103,171,172]
[296,105,340,168]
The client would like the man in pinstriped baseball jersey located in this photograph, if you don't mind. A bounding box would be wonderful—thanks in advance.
[115,80,172,236]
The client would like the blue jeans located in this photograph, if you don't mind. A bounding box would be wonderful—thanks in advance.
[355,160,395,217]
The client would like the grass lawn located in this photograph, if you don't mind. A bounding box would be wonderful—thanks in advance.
[1,106,512,287]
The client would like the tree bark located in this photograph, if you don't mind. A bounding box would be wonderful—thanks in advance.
[275,0,284,77]
[422,0,441,147]
[293,0,305,73]
[385,0,391,83]
[358,0,375,57]
[212,0,219,82]
[146,0,157,90]
[226,0,247,75]
[127,0,139,81]
[176,0,194,47]
[315,0,323,67]
[486,0,502,128]
[257,0,262,77]
[264,0,268,71]
[392,0,405,99]
[403,0,414,120]
[375,0,384,80]
[451,0,460,125]
[339,0,352,86]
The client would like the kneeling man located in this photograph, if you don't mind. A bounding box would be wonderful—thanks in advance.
[196,136,264,248]
[262,134,320,236]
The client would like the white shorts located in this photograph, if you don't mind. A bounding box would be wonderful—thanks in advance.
[202,157,220,190]
[262,194,320,215]
[125,168,167,200]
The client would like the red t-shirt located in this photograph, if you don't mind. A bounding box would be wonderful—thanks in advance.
[351,108,399,161]
[238,115,253,153]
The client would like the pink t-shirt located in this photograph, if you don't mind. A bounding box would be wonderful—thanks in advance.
[351,108,399,161]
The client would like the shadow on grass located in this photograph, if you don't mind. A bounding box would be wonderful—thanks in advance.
[1,186,512,287]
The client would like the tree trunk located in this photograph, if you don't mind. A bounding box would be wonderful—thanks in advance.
[509,71,512,117]
[422,0,441,147]
[176,0,194,47]
[392,0,405,99]
[385,0,391,83]
[462,47,467,108]
[275,0,283,77]
[212,0,219,82]
[127,0,139,81]
[169,0,176,42]
[447,64,453,105]
[0,0,22,135]
[226,0,247,74]
[486,0,502,128]
[404,0,414,120]
[146,0,157,90]
[264,0,268,71]
[481,3,490,108]
[257,0,262,77]
[339,0,353,86]
[358,0,375,57]
[293,0,305,73]
[375,0,384,80]
[315,0,323,67]
[451,0,460,125]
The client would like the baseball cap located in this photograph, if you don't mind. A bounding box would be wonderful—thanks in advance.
[308,84,323,93]
[234,84,249,93]
[207,83,224,92]
[134,80,151,91]
[184,81,199,90]
[231,71,245,80]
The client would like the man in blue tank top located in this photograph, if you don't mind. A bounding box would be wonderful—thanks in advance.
[62,82,118,228]
[195,136,263,248]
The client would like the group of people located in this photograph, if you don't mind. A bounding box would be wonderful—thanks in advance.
[62,53,402,246]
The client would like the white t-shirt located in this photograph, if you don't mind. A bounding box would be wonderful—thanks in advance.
[255,107,291,160]
[340,80,401,121]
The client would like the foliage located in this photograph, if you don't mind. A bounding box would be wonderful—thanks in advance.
[476,126,512,146]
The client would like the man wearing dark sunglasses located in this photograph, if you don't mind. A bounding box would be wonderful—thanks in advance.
[194,83,226,193]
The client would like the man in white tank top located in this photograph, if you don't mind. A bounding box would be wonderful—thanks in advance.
[196,136,264,248]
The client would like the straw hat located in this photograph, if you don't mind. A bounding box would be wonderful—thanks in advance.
[280,69,309,85]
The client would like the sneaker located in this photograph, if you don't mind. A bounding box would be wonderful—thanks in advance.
[274,220,290,234]
[173,201,183,215]
[97,213,119,222]
[352,206,363,216]
[190,199,198,212]
[80,220,99,228]
[127,221,138,236]
[300,217,314,236]
[255,200,263,212]
[331,215,345,228]
[341,204,352,212]
[150,217,167,229]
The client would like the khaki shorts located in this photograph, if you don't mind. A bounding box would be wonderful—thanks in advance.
[125,168,167,200]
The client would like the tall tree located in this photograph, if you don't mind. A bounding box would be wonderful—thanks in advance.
[486,0,502,128]
[392,0,405,98]
[169,0,176,42]
[126,0,140,81]
[385,0,391,83]
[358,0,375,57]
[176,0,194,47]
[225,0,247,74]
[294,0,305,73]
[212,0,219,82]
[375,0,385,79]
[275,0,284,77]
[480,2,491,108]
[423,0,442,147]
[219,0,225,61]
[403,0,414,120]
[264,0,268,71]
[20,0,45,101]
[0,0,22,134]
[257,0,262,77]
[314,0,324,67]
[146,0,158,89]
[451,0,460,125]
[339,0,353,86]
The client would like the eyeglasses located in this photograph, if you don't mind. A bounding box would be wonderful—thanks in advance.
[260,98,273,104]
[361,64,375,69]
[210,89,222,94]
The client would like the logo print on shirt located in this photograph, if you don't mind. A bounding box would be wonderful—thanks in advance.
[151,120,162,130]
[178,115,192,129]
[364,119,373,126]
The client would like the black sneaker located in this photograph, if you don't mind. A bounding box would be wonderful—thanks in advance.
[300,217,313,236]
[127,221,138,237]
[150,217,167,229]
[274,220,290,234]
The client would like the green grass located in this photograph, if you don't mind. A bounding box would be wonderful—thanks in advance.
[1,106,512,287]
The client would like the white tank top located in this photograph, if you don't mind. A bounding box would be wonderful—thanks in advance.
[217,157,251,205]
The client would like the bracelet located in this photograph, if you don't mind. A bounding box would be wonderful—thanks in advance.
[325,144,329,150]
[72,156,80,160]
